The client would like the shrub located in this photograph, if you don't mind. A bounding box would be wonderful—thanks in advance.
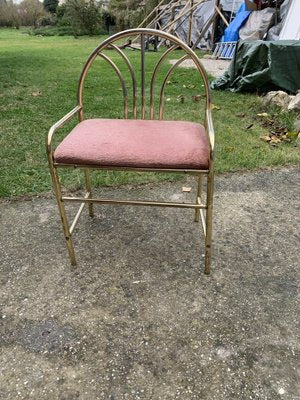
[64,0,103,36]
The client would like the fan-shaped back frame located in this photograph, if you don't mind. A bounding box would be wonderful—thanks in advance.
[77,28,212,126]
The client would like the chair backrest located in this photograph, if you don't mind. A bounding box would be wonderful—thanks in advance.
[77,28,211,122]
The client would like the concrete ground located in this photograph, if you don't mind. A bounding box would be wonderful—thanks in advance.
[0,167,299,400]
[170,59,231,77]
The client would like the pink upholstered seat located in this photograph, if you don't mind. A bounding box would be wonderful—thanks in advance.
[54,119,210,170]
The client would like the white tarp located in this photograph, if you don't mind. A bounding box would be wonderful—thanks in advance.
[279,0,300,40]
[220,0,244,13]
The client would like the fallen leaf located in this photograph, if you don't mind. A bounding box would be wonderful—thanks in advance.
[182,187,192,192]
[211,104,221,110]
[287,131,298,139]
[270,136,281,145]
[257,113,269,117]
[32,91,41,97]
[187,84,196,89]
[192,95,202,102]
[225,146,234,152]
[260,135,271,142]
[166,98,171,102]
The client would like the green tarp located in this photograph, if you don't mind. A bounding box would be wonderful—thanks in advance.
[211,40,300,94]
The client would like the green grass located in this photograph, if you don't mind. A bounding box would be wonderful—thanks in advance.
[0,28,299,198]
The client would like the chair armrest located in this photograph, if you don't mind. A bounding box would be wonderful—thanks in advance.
[46,105,82,156]
[206,108,215,154]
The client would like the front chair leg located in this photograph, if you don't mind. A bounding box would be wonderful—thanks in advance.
[52,167,77,265]
[204,170,214,274]
[84,168,94,217]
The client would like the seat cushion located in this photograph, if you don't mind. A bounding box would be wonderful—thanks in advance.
[54,119,210,170]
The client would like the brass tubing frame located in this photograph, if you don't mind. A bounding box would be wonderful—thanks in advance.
[110,44,137,118]
[54,164,209,174]
[69,192,90,235]
[204,163,214,274]
[83,169,93,217]
[77,28,212,124]
[47,28,215,274]
[150,44,178,119]
[62,196,207,209]
[159,54,190,120]
[97,52,128,118]
[194,175,203,222]
[141,34,146,119]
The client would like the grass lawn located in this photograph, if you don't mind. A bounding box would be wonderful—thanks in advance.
[0,28,299,198]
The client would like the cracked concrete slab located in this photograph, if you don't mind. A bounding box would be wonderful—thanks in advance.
[0,167,299,399]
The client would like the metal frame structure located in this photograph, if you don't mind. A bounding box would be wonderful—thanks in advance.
[46,28,215,274]
[132,0,228,51]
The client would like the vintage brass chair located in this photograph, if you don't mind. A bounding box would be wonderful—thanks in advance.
[46,28,215,274]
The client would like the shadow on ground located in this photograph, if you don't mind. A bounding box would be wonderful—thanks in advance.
[0,167,299,399]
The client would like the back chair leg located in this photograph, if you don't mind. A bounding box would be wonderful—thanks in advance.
[204,169,214,274]
[52,166,77,266]
[84,168,94,217]
[194,174,203,222]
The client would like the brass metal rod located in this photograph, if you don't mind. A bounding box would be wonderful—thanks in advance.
[110,44,137,118]
[200,209,206,235]
[97,52,128,118]
[150,45,178,119]
[69,201,86,235]
[54,163,209,174]
[62,197,207,209]
[84,169,93,217]
[159,55,189,119]
[141,33,146,119]
[197,195,206,236]
[47,106,81,151]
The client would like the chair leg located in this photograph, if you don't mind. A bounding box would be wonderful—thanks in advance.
[84,168,94,217]
[204,169,214,275]
[194,174,203,222]
[51,166,77,266]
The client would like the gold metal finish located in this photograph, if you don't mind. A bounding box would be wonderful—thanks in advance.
[150,45,178,119]
[141,34,146,119]
[194,175,203,222]
[47,28,215,274]
[84,169,93,217]
[62,196,206,209]
[159,54,189,120]
[97,52,128,118]
[204,164,214,274]
[110,44,137,118]
[69,192,90,235]
[53,163,209,175]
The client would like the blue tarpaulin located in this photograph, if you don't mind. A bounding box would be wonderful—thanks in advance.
[222,3,252,42]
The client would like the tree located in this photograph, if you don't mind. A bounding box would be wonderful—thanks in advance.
[19,0,47,27]
[109,0,159,30]
[43,0,58,14]
[65,0,103,35]
[0,0,20,27]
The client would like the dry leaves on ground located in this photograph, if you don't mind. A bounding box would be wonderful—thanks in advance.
[32,91,42,97]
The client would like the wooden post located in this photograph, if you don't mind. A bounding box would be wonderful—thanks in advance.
[188,0,194,46]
